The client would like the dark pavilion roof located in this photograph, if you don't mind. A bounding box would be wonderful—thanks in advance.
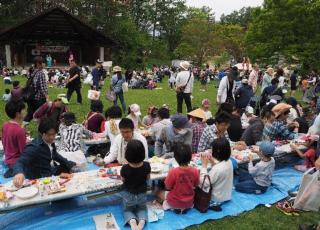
[0,7,115,46]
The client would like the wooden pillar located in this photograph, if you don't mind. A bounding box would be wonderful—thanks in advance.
[5,44,11,67]
[99,46,104,61]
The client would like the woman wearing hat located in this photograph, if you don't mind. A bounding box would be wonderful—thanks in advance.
[111,66,126,113]
[262,103,298,141]
[188,108,207,153]
[261,68,274,93]
[176,61,194,113]
[33,95,68,127]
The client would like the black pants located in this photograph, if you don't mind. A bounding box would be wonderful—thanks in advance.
[67,86,82,104]
[177,93,192,113]
[24,98,46,122]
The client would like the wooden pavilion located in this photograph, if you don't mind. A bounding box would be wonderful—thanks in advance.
[0,7,115,67]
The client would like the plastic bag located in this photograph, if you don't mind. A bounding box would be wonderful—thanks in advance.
[88,89,100,100]
[83,73,93,85]
[122,82,128,93]
[293,168,320,211]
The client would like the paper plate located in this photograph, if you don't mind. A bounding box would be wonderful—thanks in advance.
[14,186,38,200]
[151,163,162,173]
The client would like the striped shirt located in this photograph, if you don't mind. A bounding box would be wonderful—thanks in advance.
[58,124,93,152]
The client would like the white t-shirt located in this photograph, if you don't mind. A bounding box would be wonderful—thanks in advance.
[104,131,148,164]
[203,110,213,120]
[200,159,233,203]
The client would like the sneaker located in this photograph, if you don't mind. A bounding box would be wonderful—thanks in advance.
[209,205,222,212]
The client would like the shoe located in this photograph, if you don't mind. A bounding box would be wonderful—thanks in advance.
[209,205,222,212]
[4,168,14,178]
[288,190,298,197]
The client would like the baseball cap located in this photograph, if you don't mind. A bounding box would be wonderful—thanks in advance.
[257,141,275,157]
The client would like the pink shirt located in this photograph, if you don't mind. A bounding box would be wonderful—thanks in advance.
[2,122,26,166]
[165,167,199,209]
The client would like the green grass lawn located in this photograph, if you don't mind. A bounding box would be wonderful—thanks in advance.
[0,76,319,229]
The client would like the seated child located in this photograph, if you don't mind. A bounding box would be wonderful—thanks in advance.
[158,144,199,214]
[201,99,213,120]
[127,103,147,129]
[2,100,27,178]
[3,89,11,102]
[58,112,96,171]
[11,81,23,101]
[200,137,233,211]
[235,141,275,194]
[290,141,317,172]
[142,106,158,127]
[120,139,151,230]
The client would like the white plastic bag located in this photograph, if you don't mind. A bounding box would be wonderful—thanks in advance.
[83,73,93,85]
[293,168,320,211]
[88,89,100,101]
[122,82,129,92]
[58,150,87,171]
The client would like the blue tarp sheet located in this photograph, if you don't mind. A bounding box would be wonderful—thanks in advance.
[0,167,302,230]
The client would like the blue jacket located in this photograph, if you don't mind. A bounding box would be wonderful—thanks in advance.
[235,85,254,108]
[13,137,75,179]
[111,74,125,93]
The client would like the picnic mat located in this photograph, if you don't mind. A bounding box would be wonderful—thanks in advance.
[0,167,303,230]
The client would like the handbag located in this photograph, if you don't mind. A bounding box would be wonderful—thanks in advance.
[293,168,320,211]
[106,90,116,102]
[176,71,192,94]
[194,175,212,213]
[122,81,129,92]
[88,89,100,100]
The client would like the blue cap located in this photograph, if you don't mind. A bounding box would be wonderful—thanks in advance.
[257,141,275,157]
[171,114,190,129]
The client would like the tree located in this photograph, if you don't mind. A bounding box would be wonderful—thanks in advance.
[246,0,320,70]
[220,7,257,29]
[174,18,223,65]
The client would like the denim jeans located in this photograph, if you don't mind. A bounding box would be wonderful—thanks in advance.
[122,191,147,225]
[114,92,126,113]
[235,173,268,194]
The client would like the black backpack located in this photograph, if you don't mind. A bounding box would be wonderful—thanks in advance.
[22,70,38,102]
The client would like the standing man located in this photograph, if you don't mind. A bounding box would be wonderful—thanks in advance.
[66,59,82,104]
[24,56,48,125]
[176,61,194,113]
[92,59,103,90]
[290,70,298,96]
[217,71,236,105]
[248,64,259,93]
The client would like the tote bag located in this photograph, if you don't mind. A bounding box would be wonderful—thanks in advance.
[194,175,212,213]
[122,82,129,93]
[293,168,320,211]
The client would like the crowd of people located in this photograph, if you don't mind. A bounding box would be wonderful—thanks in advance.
[1,56,320,230]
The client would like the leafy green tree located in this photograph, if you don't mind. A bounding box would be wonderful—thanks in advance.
[246,0,320,71]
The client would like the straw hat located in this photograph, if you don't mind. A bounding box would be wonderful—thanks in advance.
[179,61,190,70]
[113,66,122,73]
[272,103,292,118]
[188,108,206,120]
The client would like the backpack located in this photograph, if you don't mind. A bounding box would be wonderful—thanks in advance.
[22,70,38,102]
